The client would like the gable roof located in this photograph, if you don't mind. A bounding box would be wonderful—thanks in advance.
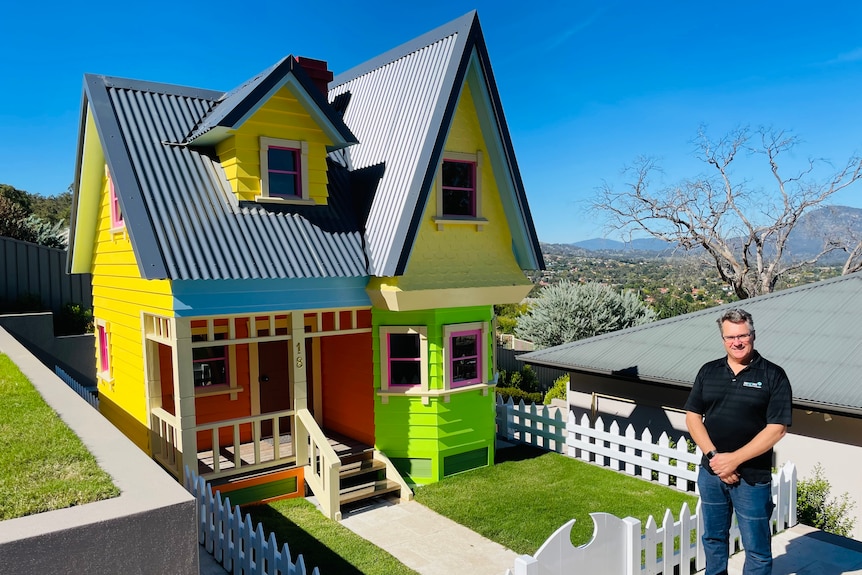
[68,11,542,282]
[69,74,367,281]
[519,273,862,417]
[329,11,543,276]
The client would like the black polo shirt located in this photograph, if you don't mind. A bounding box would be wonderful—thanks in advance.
[684,351,792,483]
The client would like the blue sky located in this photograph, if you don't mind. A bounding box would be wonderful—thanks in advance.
[2,1,862,242]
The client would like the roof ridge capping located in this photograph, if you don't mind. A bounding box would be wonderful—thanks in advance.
[331,10,478,86]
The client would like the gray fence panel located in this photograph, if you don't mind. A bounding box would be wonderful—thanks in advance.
[496,346,568,391]
[0,236,92,313]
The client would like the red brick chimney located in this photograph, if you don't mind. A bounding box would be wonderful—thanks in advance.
[296,57,333,97]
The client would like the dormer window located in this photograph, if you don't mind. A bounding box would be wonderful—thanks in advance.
[433,151,487,230]
[259,137,310,203]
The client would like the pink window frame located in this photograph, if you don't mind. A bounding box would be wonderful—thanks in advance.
[98,324,110,374]
[448,328,482,388]
[267,145,302,198]
[441,159,477,217]
[387,332,422,388]
[109,177,124,228]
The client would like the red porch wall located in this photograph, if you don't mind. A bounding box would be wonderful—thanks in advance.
[196,343,252,450]
[321,332,374,445]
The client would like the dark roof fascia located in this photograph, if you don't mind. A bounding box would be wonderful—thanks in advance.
[392,15,478,275]
[188,57,357,148]
[468,35,544,271]
[82,74,169,279]
[66,87,91,274]
[99,74,224,101]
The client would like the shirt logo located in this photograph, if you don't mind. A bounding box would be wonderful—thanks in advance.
[743,381,763,389]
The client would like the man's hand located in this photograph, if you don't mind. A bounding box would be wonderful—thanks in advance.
[708,452,738,477]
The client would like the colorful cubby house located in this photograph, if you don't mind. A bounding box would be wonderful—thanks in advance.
[67,11,544,520]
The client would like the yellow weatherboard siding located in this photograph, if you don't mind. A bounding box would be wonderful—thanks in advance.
[366,83,532,311]
[215,85,333,204]
[90,166,173,452]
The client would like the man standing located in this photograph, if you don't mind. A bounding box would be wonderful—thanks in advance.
[685,309,792,575]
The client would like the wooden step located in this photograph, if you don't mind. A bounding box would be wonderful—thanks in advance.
[339,478,401,505]
[339,458,386,480]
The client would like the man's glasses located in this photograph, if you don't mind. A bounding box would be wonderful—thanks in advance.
[722,332,753,342]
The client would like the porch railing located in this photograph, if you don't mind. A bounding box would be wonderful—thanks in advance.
[295,408,341,521]
[150,408,297,481]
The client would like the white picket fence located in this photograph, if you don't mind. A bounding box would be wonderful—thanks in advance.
[184,466,321,575]
[55,365,99,409]
[495,397,799,575]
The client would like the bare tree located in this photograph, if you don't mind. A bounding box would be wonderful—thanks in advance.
[593,127,862,299]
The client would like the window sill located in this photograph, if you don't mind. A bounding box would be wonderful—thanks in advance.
[254,196,316,206]
[194,385,244,400]
[432,216,488,231]
[377,382,493,405]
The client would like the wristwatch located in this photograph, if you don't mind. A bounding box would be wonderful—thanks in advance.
[706,450,718,460]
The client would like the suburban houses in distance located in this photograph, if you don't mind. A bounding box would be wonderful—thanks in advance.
[66,11,544,520]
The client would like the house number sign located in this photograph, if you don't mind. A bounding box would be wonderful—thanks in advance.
[296,342,304,368]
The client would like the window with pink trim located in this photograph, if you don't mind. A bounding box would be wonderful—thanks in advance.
[448,329,482,387]
[441,160,476,217]
[97,323,110,376]
[266,146,301,198]
[109,177,124,228]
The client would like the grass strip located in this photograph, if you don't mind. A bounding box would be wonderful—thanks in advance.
[413,444,698,555]
[245,498,419,575]
[0,353,119,520]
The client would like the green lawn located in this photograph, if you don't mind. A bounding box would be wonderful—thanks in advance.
[244,444,698,573]
[0,353,119,520]
[413,444,699,555]
[245,498,419,575]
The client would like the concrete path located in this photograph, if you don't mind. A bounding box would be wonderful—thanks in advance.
[726,523,862,575]
[340,498,519,575]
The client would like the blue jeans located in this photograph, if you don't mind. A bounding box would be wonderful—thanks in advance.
[698,467,774,575]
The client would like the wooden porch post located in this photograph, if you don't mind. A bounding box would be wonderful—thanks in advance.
[172,317,198,474]
[290,312,308,411]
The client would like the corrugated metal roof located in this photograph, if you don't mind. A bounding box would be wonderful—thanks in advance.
[83,75,367,281]
[329,10,543,276]
[520,273,862,416]
[71,11,542,283]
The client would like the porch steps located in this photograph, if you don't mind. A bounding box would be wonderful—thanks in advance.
[334,439,403,507]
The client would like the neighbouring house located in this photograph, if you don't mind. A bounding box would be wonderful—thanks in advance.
[519,272,862,539]
[67,11,544,520]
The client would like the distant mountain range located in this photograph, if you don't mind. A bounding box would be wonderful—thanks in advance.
[548,205,862,262]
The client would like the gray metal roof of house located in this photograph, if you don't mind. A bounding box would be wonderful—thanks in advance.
[519,273,862,417]
[73,74,367,281]
[69,11,543,282]
[329,10,543,276]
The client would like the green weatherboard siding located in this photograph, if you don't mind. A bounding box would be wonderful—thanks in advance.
[373,306,496,484]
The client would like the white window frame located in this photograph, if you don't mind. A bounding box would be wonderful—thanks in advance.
[379,326,428,392]
[442,322,490,390]
[258,136,312,204]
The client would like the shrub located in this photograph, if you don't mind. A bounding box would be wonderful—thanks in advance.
[796,463,857,537]
[54,303,94,335]
[496,387,543,404]
[543,374,569,405]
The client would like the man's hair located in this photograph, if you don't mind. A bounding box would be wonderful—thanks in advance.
[716,308,754,332]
